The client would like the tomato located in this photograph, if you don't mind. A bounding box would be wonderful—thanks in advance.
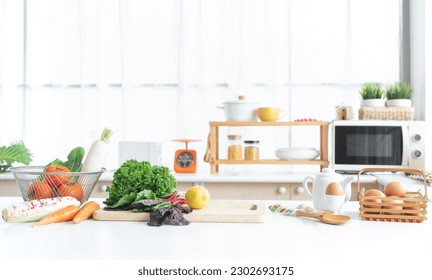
[27,181,53,200]
[57,182,84,202]
[44,165,71,187]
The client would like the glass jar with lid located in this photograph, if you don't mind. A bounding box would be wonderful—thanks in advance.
[244,140,260,160]
[227,134,242,160]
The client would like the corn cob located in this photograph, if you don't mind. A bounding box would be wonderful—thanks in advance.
[2,196,80,223]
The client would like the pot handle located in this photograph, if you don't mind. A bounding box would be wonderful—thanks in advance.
[217,106,224,110]
[303,176,314,199]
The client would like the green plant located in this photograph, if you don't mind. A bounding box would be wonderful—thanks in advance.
[359,83,384,99]
[385,82,413,100]
[0,141,33,172]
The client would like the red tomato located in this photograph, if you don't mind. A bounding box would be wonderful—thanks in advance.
[27,181,53,200]
[43,165,71,187]
[57,183,84,202]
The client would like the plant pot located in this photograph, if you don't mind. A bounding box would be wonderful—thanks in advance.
[361,99,385,107]
[218,96,259,121]
[386,99,412,107]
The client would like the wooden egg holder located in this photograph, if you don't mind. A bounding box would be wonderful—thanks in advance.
[357,168,428,223]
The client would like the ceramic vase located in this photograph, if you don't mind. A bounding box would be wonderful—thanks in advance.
[386,99,412,107]
[361,99,385,107]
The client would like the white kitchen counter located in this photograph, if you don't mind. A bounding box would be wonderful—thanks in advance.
[0,197,430,259]
[1,197,430,279]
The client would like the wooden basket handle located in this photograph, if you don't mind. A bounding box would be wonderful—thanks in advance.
[357,168,428,198]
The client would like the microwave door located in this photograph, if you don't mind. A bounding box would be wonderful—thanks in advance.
[334,125,405,170]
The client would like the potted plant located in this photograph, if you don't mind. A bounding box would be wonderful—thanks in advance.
[359,82,385,107]
[385,82,413,107]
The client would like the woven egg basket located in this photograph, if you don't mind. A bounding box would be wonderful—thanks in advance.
[357,168,428,223]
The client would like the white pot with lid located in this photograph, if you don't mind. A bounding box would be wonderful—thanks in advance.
[218,96,259,122]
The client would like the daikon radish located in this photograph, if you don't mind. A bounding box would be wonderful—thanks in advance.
[81,128,113,172]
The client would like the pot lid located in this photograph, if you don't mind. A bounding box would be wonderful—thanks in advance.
[223,95,259,105]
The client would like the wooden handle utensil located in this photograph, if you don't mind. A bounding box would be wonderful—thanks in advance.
[295,210,351,225]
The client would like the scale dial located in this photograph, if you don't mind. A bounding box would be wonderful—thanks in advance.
[174,149,197,173]
[176,151,195,168]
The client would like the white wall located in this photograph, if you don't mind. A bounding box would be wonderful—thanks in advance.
[426,0,432,171]
[410,0,431,170]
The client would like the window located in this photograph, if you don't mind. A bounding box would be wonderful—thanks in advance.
[0,0,402,172]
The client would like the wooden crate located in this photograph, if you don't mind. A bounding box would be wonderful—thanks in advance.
[357,168,428,223]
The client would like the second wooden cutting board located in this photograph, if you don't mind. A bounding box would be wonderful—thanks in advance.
[93,199,265,223]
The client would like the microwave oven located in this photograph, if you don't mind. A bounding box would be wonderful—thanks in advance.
[331,120,426,172]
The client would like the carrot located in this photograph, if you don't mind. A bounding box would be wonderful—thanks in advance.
[32,205,80,227]
[73,201,100,224]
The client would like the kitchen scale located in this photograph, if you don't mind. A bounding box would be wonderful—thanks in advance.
[172,139,200,173]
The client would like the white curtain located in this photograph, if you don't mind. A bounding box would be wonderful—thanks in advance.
[0,0,400,172]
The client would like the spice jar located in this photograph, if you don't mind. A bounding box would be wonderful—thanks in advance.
[227,134,242,160]
[244,140,260,160]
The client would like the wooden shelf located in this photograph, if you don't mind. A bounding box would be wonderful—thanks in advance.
[214,159,329,165]
[205,121,330,173]
[209,121,329,127]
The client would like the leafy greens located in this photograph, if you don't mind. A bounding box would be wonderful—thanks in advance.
[104,159,177,206]
[147,204,192,227]
[47,147,85,172]
[0,141,32,172]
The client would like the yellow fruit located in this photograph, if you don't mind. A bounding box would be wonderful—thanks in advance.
[185,186,210,209]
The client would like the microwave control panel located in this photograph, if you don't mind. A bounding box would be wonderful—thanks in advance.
[408,122,425,168]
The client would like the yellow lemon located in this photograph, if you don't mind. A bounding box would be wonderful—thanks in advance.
[185,186,210,209]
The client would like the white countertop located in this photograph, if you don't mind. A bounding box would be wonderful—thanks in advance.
[1,197,431,279]
[1,197,430,259]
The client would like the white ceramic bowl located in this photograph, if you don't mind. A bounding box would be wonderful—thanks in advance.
[275,147,319,160]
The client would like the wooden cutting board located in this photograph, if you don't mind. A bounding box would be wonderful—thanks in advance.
[93,200,265,223]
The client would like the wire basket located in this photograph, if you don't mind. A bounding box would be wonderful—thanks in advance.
[9,166,105,203]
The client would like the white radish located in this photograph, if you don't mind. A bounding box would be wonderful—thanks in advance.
[81,127,113,172]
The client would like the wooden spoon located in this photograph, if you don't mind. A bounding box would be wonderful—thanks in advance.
[295,210,351,225]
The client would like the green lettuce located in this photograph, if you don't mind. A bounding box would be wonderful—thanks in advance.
[104,159,177,206]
